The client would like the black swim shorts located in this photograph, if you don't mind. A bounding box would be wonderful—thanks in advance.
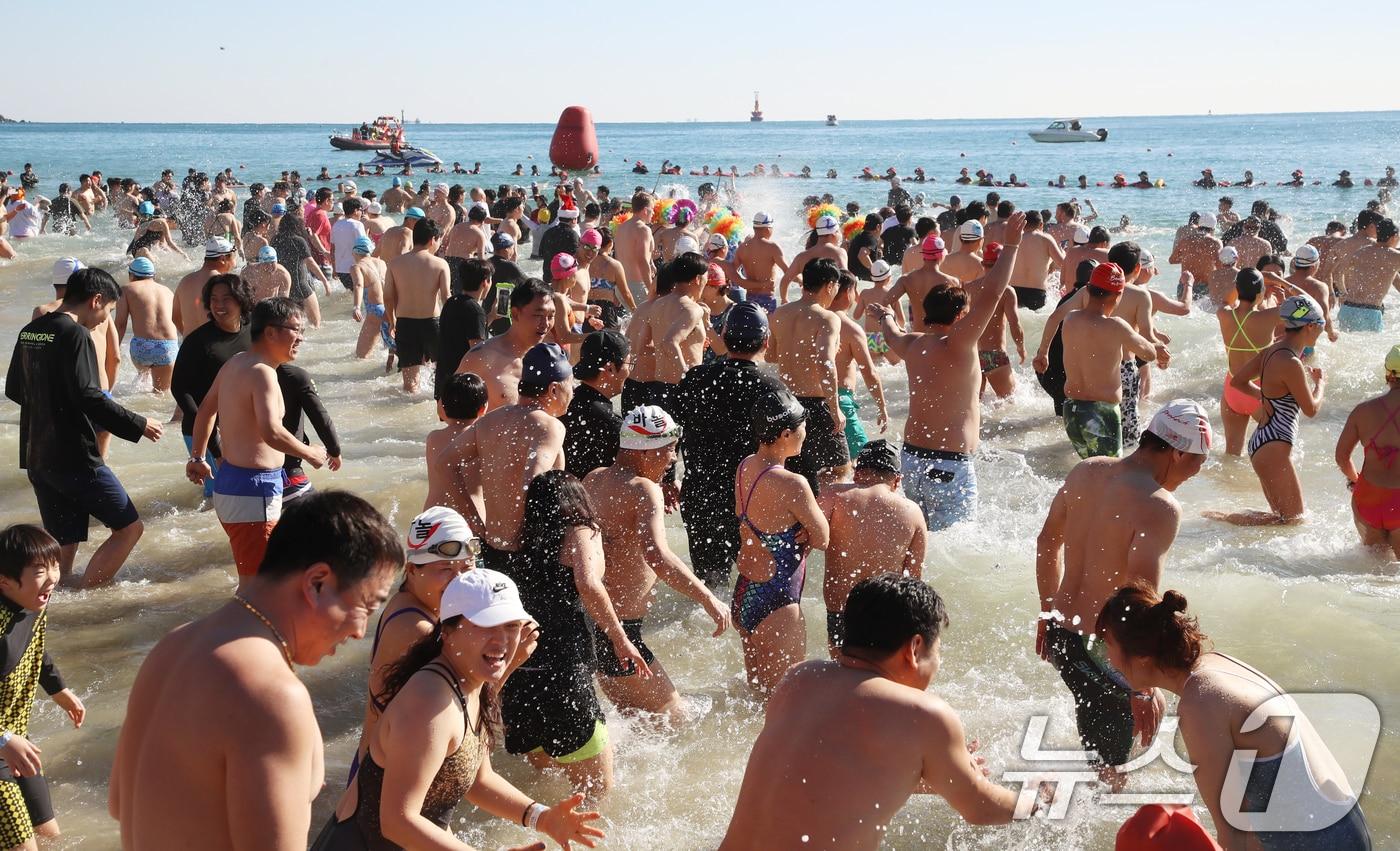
[394,316,440,368]
[593,620,656,678]
[500,664,606,760]
[786,396,850,493]
[1045,623,1135,767]
[28,465,139,546]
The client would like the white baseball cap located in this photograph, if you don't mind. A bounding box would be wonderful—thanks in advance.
[958,219,984,241]
[1197,212,1217,230]
[752,211,775,229]
[1218,246,1239,264]
[814,214,839,236]
[1146,400,1213,455]
[619,405,681,450]
[870,260,893,282]
[52,257,83,288]
[439,568,532,627]
[1072,226,1091,245]
[1293,244,1320,267]
[404,506,477,565]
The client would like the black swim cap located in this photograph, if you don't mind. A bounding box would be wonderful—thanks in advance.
[753,391,807,444]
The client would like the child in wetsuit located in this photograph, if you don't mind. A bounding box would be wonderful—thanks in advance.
[0,525,85,849]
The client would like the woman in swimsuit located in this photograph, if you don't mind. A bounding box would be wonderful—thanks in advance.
[733,392,830,694]
[1215,268,1283,455]
[582,228,636,328]
[313,569,603,851]
[1098,584,1372,851]
[1335,344,1400,558]
[1209,295,1326,526]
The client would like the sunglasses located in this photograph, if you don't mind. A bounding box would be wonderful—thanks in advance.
[419,538,480,559]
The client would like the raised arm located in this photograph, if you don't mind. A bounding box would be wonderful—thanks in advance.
[949,211,1024,347]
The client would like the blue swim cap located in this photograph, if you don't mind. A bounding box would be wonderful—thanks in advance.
[392,176,403,187]
[257,245,278,263]
[137,201,155,217]
[404,206,426,220]
[128,257,156,278]
[353,235,374,254]
[520,343,573,392]
[272,203,287,215]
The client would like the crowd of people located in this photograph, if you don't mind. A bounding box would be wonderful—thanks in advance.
[0,156,1388,849]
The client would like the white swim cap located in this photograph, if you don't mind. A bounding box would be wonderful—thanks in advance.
[1218,246,1239,264]
[619,405,680,450]
[405,505,477,565]
[52,257,84,288]
[1146,400,1213,455]
[870,260,893,282]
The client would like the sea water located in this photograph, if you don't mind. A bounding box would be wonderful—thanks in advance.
[0,113,1396,849]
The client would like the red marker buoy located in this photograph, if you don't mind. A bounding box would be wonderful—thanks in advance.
[550,106,599,171]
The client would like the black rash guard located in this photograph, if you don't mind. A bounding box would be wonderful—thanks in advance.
[277,364,340,476]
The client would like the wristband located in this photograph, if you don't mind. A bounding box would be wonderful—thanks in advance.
[0,731,12,749]
[187,456,206,465]
[526,802,548,831]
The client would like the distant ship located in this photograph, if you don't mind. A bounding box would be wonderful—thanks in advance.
[750,92,764,123]
[826,114,838,126]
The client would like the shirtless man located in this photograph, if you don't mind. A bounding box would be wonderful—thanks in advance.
[1168,211,1221,288]
[173,238,237,336]
[451,343,571,566]
[852,261,903,366]
[243,245,292,303]
[1227,217,1272,270]
[733,211,788,312]
[973,244,1026,399]
[1206,246,1241,307]
[583,406,729,722]
[72,175,99,217]
[1008,210,1066,310]
[940,220,986,284]
[1334,216,1400,332]
[867,212,1025,531]
[720,574,1027,850]
[897,217,937,273]
[888,233,959,328]
[457,279,556,409]
[1308,220,1349,281]
[612,193,656,304]
[380,177,413,214]
[769,258,847,492]
[115,257,179,394]
[373,207,423,260]
[1035,400,1211,786]
[423,372,487,524]
[442,202,489,259]
[348,236,394,367]
[1283,244,1338,341]
[425,183,456,238]
[1045,202,1078,248]
[820,441,926,655]
[1060,226,1110,290]
[1326,210,1380,290]
[110,492,401,851]
[778,215,847,303]
[187,299,329,585]
[830,271,889,456]
[384,218,450,393]
[361,201,390,244]
[635,253,708,400]
[1058,263,1167,458]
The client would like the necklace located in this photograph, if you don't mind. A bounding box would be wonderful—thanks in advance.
[233,595,294,669]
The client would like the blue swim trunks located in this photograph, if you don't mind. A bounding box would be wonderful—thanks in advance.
[129,336,179,367]
[364,302,396,351]
[1338,302,1384,333]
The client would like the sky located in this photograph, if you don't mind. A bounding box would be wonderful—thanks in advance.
[10,0,1400,124]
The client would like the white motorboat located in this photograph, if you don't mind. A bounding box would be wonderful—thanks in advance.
[1027,119,1107,143]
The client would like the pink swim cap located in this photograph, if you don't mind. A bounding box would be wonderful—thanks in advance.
[550,253,578,278]
[921,234,946,259]
[580,228,603,248]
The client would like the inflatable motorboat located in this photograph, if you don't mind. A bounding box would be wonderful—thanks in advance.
[1028,119,1108,143]
[330,115,406,150]
[369,146,442,167]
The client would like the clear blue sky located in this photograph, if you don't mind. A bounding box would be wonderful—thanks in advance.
[13,0,1398,123]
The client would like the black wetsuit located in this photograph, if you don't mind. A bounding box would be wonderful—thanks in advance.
[277,364,340,496]
[848,231,880,281]
[538,224,580,284]
[1036,284,1085,416]
[170,320,251,440]
[672,356,786,586]
[561,383,621,479]
[436,294,486,395]
[270,233,315,301]
[46,197,82,235]
[882,224,916,264]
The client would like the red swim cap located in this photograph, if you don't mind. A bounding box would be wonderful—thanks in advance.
[1090,261,1126,292]
[706,262,727,287]
[1116,805,1221,851]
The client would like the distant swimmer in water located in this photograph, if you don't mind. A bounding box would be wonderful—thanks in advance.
[1336,344,1400,558]
[1206,295,1327,526]
[720,574,1035,850]
[1098,584,1373,850]
[1036,400,1212,788]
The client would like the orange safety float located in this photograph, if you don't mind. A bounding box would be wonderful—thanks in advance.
[549,106,600,171]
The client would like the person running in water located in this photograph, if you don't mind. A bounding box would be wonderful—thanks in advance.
[1336,344,1400,558]
[1215,268,1283,456]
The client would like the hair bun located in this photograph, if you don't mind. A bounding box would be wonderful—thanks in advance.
[1159,590,1189,614]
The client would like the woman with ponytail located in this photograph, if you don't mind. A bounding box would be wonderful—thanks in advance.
[312,569,605,850]
[1097,583,1371,850]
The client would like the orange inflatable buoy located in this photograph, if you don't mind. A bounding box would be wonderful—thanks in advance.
[550,106,599,171]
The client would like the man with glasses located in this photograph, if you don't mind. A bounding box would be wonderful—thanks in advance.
[186,298,328,586]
